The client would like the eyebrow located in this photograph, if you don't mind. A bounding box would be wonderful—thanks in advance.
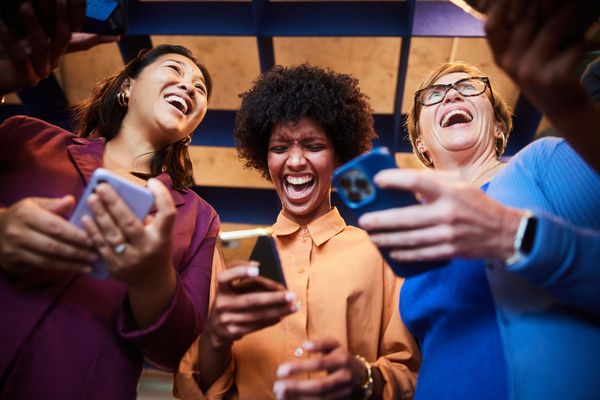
[164,59,206,84]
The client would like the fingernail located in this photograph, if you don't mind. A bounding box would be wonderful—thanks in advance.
[285,291,296,302]
[276,364,291,378]
[302,341,315,351]
[292,301,300,313]
[247,263,259,277]
[273,381,285,399]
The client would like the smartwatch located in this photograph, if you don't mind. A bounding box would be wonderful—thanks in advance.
[506,210,537,266]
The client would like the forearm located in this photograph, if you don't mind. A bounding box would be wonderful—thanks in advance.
[127,262,177,329]
[198,326,233,391]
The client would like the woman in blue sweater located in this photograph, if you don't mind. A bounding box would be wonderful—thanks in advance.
[357,2,600,399]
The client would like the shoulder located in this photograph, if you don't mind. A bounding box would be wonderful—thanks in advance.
[334,224,383,259]
[0,115,75,144]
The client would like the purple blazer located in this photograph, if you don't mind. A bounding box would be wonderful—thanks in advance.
[0,116,219,399]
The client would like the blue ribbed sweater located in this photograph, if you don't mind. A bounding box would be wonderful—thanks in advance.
[487,137,600,399]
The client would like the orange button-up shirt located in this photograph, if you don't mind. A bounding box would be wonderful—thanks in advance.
[176,208,420,399]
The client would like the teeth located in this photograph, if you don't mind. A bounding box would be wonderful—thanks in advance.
[165,95,188,114]
[286,175,313,185]
[441,109,473,127]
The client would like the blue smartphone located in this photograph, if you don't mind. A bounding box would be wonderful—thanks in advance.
[70,168,154,279]
[333,147,444,277]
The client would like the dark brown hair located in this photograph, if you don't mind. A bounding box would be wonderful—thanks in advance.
[234,64,376,180]
[73,44,212,190]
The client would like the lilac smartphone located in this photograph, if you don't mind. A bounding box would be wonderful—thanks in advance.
[333,147,444,277]
[69,168,154,279]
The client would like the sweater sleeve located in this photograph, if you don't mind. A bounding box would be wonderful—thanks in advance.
[488,137,600,317]
[117,207,220,371]
[370,260,421,399]
[507,210,600,317]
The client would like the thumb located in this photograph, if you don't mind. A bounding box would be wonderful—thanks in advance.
[147,178,175,236]
[34,195,76,216]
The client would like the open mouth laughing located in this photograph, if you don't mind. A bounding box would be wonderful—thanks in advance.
[439,108,473,128]
[165,93,191,115]
[284,174,315,200]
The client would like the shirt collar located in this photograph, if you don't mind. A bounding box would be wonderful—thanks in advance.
[67,137,186,207]
[272,207,346,247]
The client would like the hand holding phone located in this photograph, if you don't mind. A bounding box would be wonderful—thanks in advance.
[70,168,154,279]
[333,147,445,277]
[219,228,287,292]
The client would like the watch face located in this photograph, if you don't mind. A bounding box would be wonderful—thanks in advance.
[521,216,537,254]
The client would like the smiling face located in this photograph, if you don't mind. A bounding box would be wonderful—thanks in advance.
[123,53,209,147]
[416,72,501,166]
[268,117,336,226]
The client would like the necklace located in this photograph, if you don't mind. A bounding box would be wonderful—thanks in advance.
[469,161,503,184]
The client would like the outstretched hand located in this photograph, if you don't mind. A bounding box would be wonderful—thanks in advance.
[358,169,526,263]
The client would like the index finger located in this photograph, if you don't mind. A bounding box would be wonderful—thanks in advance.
[28,207,92,247]
[147,178,175,237]
[374,168,457,201]
[93,183,145,242]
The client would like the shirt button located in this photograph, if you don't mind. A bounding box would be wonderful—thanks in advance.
[301,227,308,233]
[294,347,304,358]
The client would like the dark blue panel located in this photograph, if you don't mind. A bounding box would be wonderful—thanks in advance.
[413,2,484,37]
[261,2,409,36]
[17,74,74,131]
[506,94,542,155]
[126,1,410,36]
[118,35,153,63]
[127,1,255,36]
[256,36,275,73]
[193,186,281,224]
[193,185,365,226]
[0,104,27,122]
[191,111,412,151]
[191,110,237,147]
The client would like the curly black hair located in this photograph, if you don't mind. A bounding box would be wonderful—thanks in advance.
[234,64,377,180]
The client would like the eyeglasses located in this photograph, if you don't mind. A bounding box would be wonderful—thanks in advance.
[415,76,493,106]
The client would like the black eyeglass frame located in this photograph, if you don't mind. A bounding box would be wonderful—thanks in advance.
[414,76,495,107]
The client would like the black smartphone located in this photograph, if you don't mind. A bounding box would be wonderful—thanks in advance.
[333,147,445,277]
[219,228,287,291]
[0,0,127,39]
[70,168,154,279]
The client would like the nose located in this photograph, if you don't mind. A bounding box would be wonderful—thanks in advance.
[443,87,464,103]
[287,146,307,169]
[178,81,194,96]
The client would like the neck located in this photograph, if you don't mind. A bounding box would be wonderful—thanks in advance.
[432,149,501,182]
[104,127,157,174]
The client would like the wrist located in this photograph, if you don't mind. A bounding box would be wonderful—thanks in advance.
[355,355,374,400]
[505,210,537,265]
[498,208,526,261]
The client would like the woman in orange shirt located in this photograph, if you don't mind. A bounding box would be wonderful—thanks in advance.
[176,64,420,399]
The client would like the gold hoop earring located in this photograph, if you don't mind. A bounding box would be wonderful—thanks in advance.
[180,135,192,146]
[495,134,507,156]
[117,92,129,107]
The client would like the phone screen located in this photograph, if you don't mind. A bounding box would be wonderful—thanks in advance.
[219,228,287,289]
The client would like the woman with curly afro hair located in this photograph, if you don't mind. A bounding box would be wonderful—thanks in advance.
[176,64,420,400]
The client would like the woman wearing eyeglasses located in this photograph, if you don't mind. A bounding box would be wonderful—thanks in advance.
[358,56,600,400]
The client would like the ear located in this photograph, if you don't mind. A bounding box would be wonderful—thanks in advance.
[415,137,428,154]
[494,121,506,139]
[120,78,132,96]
